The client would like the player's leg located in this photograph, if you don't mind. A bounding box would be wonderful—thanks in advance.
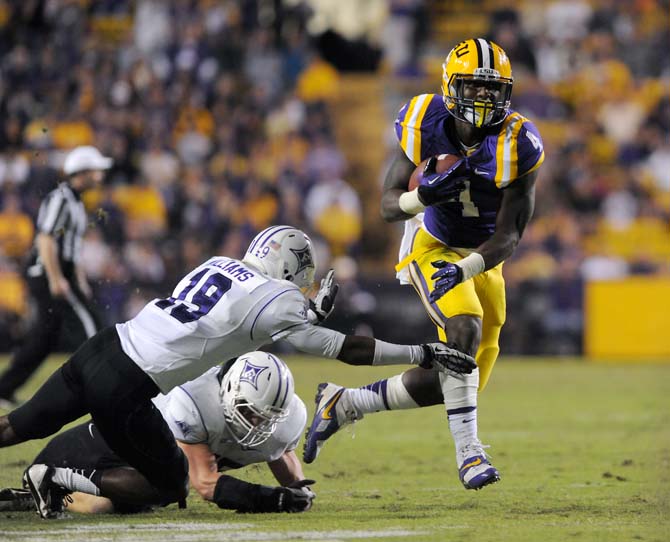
[0,360,88,447]
[72,328,189,506]
[91,401,189,506]
[472,265,506,391]
[302,370,432,463]
[304,234,481,465]
[0,278,61,405]
[401,232,499,488]
[27,421,161,516]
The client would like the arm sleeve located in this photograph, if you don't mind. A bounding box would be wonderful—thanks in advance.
[253,287,346,357]
[267,396,308,461]
[516,120,545,177]
[282,323,346,359]
[284,397,307,453]
[394,94,444,165]
[253,288,311,340]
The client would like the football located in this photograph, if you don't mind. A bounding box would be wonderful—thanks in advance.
[408,153,461,191]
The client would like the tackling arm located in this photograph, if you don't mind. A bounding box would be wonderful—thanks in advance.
[177,441,219,501]
[283,326,476,374]
[178,441,314,513]
[267,450,306,486]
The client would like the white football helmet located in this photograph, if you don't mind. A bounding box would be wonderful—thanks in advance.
[242,226,316,289]
[220,351,295,448]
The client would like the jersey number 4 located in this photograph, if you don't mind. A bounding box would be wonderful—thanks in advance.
[156,269,232,323]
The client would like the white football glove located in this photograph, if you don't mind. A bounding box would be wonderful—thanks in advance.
[307,269,339,324]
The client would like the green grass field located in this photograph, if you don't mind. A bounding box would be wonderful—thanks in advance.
[1,356,668,542]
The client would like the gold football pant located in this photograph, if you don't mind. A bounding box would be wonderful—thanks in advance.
[396,228,506,391]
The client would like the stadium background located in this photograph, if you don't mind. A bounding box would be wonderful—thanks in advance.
[0,0,668,358]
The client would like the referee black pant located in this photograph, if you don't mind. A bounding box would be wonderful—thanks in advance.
[0,274,100,400]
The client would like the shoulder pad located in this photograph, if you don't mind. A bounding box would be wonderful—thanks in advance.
[394,94,446,165]
[494,112,545,187]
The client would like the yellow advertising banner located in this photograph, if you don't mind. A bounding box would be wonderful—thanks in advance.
[585,278,670,359]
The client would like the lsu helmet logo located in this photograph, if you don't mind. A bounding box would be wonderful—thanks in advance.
[239,360,268,390]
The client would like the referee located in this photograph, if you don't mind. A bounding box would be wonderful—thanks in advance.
[0,146,110,408]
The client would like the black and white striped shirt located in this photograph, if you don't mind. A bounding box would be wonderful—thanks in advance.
[27,183,88,280]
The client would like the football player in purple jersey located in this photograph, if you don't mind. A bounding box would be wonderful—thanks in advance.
[303,38,544,491]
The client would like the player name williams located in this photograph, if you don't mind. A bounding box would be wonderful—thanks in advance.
[210,260,256,282]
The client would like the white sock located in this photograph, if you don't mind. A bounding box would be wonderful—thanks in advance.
[345,374,419,417]
[51,467,101,496]
[448,410,478,464]
[440,369,479,464]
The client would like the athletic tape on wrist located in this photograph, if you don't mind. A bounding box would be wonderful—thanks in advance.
[457,252,485,281]
[398,190,426,215]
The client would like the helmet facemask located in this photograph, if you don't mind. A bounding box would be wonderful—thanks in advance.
[220,352,294,448]
[224,397,289,448]
[444,70,513,128]
[441,38,514,128]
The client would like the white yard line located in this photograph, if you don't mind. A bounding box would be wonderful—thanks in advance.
[0,522,429,542]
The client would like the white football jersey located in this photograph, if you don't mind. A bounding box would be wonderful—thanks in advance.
[153,367,306,467]
[116,257,345,393]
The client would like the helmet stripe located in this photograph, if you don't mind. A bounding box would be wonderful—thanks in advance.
[268,353,289,408]
[487,41,496,70]
[249,225,292,254]
[474,38,483,68]
[476,38,491,69]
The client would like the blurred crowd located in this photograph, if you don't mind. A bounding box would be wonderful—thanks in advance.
[0,0,668,355]
[476,0,670,354]
[0,0,365,348]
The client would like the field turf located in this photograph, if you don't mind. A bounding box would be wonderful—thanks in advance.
[0,355,668,542]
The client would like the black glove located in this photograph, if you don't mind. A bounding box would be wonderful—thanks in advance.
[308,269,339,324]
[417,156,469,206]
[420,342,477,374]
[213,475,316,513]
[276,479,316,513]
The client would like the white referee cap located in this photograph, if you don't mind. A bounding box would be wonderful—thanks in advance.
[63,146,113,175]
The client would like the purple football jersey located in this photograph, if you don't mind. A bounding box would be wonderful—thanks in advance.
[395,94,544,248]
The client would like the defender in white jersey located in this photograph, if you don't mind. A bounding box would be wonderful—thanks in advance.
[0,225,476,519]
[5,353,314,515]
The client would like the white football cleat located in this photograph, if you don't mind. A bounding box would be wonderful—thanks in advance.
[23,464,70,519]
[458,440,501,490]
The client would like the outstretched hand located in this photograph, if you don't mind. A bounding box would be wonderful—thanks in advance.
[308,270,339,324]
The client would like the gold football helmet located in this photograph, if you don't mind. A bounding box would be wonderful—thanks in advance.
[442,38,513,128]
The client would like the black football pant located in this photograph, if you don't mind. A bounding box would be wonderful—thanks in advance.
[8,327,189,499]
[32,421,152,513]
[0,274,100,400]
